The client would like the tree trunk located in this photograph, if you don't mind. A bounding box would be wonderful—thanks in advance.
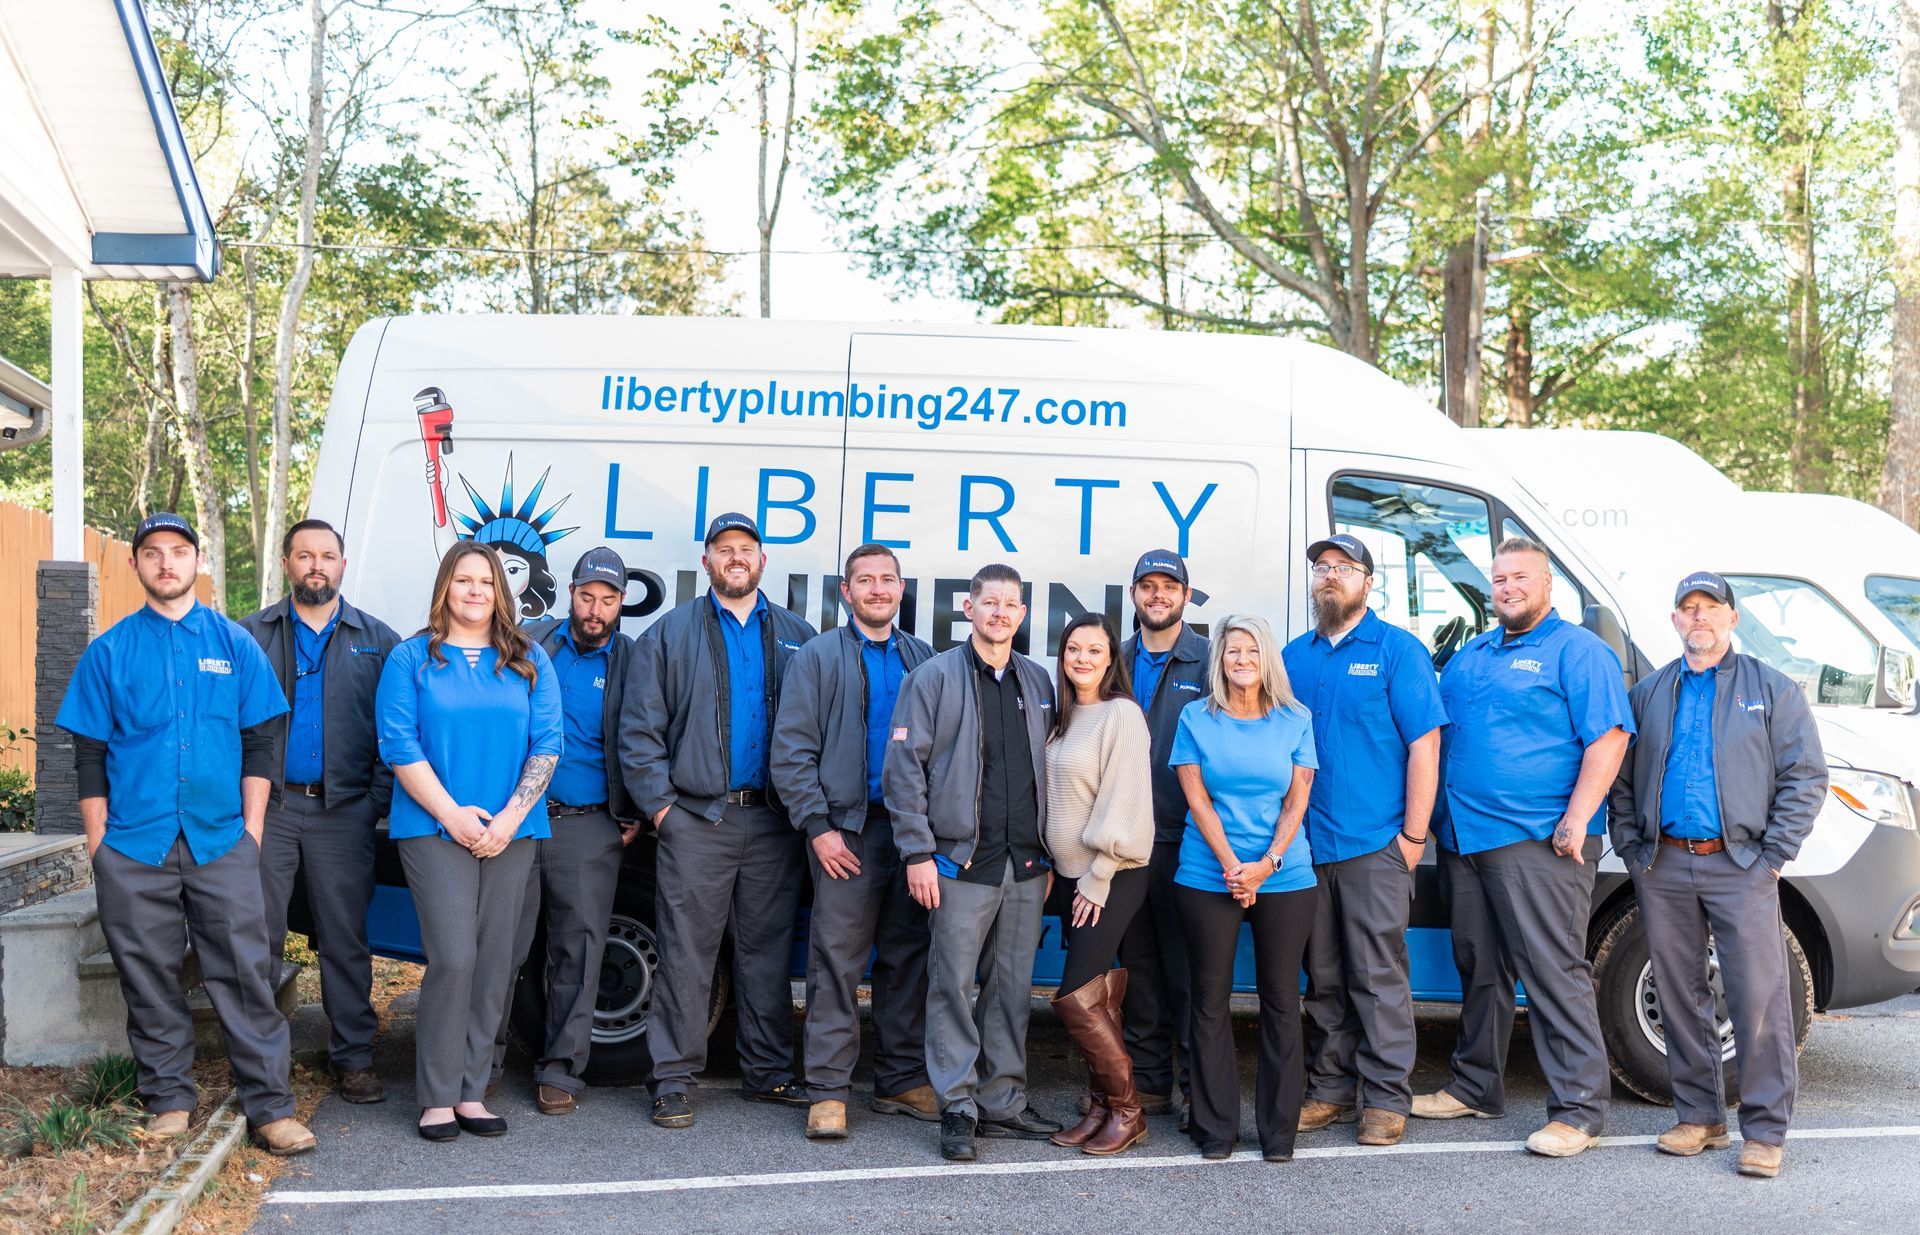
[526,81,545,314]
[1883,0,1920,524]
[755,26,773,318]
[240,244,265,557]
[167,283,226,611]
[140,290,170,516]
[1439,2,1497,425]
[1770,0,1829,492]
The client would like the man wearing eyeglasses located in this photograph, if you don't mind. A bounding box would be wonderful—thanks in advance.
[1282,535,1447,1148]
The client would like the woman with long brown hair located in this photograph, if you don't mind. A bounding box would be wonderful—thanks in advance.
[1044,612,1156,1156]
[376,542,563,1141]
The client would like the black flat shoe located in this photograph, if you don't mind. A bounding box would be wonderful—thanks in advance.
[1263,1147,1294,1163]
[454,1112,508,1137]
[1200,1141,1235,1160]
[977,1105,1064,1140]
[417,1120,459,1142]
[741,1081,810,1108]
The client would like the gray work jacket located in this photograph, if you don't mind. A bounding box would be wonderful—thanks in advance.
[1119,625,1211,842]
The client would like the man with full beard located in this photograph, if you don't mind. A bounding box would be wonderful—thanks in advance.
[619,514,817,1130]
[1413,536,1632,1159]
[1282,535,1446,1148]
[1113,550,1210,1129]
[240,518,401,1105]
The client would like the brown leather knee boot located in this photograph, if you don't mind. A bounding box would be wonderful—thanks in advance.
[1083,969,1146,1156]
[1051,975,1111,1147]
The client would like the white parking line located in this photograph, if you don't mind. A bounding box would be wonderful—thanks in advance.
[265,1123,1920,1206]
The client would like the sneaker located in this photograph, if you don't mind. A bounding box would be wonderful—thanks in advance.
[940,1112,977,1161]
[651,1093,694,1129]
[742,1080,810,1108]
[977,1104,1064,1140]
[871,1084,940,1122]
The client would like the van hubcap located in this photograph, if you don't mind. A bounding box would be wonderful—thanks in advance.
[594,914,657,1045]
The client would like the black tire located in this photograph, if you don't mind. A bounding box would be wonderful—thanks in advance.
[1591,900,1814,1105]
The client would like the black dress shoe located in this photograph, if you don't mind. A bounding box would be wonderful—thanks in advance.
[417,1120,459,1142]
[741,1080,810,1107]
[1263,1147,1294,1163]
[652,1093,695,1129]
[1200,1141,1236,1160]
[977,1105,1063,1140]
[454,1112,508,1137]
[940,1112,977,1162]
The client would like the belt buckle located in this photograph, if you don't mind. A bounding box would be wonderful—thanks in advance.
[1686,838,1709,854]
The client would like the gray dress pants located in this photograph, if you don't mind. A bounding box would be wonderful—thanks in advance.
[924,858,1047,1121]
[1633,845,1797,1145]
[1303,839,1419,1113]
[93,835,296,1127]
[258,792,379,1071]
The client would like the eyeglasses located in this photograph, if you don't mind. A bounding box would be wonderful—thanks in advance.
[1310,563,1365,579]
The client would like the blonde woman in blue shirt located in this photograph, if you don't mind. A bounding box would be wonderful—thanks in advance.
[1169,614,1318,1163]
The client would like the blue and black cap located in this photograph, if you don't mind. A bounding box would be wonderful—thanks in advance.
[703,512,762,546]
[132,511,198,552]
[571,546,628,588]
[1131,549,1189,586]
[1307,533,1374,575]
[1674,570,1736,610]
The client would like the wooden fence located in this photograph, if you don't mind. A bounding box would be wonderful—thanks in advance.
[0,501,213,776]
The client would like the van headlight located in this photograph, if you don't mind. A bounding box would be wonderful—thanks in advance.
[1829,768,1918,830]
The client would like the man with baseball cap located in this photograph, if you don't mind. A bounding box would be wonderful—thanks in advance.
[619,514,817,1129]
[1609,571,1825,1179]
[1285,534,1447,1147]
[492,546,640,1114]
[56,513,315,1156]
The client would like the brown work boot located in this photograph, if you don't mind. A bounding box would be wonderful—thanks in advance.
[536,1085,577,1115]
[1356,1108,1406,1146]
[1297,1097,1358,1132]
[253,1118,317,1157]
[1656,1122,1730,1156]
[1738,1140,1784,1178]
[331,1064,386,1105]
[142,1110,191,1140]
[1050,976,1112,1148]
[871,1083,940,1122]
[807,1100,849,1141]
[1411,1089,1497,1121]
[1525,1121,1597,1158]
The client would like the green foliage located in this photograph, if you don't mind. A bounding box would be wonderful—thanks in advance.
[14,1096,136,1155]
[68,1054,141,1112]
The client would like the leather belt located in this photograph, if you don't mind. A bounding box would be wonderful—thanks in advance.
[725,788,767,807]
[1659,835,1726,855]
[282,781,323,799]
[549,803,607,818]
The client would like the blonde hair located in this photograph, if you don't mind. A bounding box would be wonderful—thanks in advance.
[1206,614,1299,715]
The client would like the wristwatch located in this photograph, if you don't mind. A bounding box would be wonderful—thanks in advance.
[1263,849,1283,867]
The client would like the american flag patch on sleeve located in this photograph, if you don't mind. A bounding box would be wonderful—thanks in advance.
[892,727,909,741]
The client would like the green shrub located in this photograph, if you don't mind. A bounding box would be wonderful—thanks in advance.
[69,1053,139,1111]
[25,1096,135,1154]
[0,764,33,833]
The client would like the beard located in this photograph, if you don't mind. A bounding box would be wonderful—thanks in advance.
[1311,585,1367,635]
[571,611,613,650]
[1496,593,1551,634]
[1683,629,1726,656]
[141,573,195,602]
[710,565,763,601]
[293,578,338,607]
[1135,601,1185,633]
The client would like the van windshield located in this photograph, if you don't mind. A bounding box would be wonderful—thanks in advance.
[1865,575,1920,649]
[1726,575,1877,706]
[1330,475,1493,670]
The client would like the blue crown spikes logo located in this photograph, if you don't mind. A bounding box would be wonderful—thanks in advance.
[454,454,577,556]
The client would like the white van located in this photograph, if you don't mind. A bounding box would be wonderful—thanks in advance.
[308,316,1920,1102]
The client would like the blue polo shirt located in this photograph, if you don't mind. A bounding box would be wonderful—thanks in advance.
[1132,645,1171,711]
[1168,700,1319,895]
[376,636,564,843]
[1437,609,1633,855]
[284,603,339,784]
[56,602,289,866]
[548,629,613,808]
[1660,663,1722,839]
[861,631,907,803]
[1283,610,1449,863]
[713,591,769,791]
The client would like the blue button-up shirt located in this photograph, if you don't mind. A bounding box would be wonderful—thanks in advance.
[283,604,339,784]
[548,629,613,807]
[56,602,289,866]
[1283,610,1449,863]
[1437,609,1634,855]
[713,591,770,791]
[1132,645,1171,711]
[1660,663,1723,839]
[861,631,908,803]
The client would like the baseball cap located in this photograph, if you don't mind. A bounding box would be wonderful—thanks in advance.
[132,512,198,552]
[703,512,762,546]
[1131,550,1189,586]
[571,546,628,588]
[1673,570,1736,610]
[1307,534,1374,575]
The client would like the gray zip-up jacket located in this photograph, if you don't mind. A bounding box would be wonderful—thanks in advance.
[1119,625,1211,842]
[618,591,816,823]
[524,616,639,822]
[882,641,1054,869]
[1607,651,1826,873]
[238,596,400,815]
[771,623,935,839]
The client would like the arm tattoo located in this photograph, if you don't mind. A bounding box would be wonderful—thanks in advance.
[510,754,558,812]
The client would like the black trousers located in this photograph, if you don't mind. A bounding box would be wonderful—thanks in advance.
[1116,838,1192,1098]
[1178,882,1316,1155]
[1054,865,1151,993]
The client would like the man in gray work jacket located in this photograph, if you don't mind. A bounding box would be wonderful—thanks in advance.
[619,513,817,1130]
[1608,570,1826,1181]
[883,562,1061,1162]
[771,543,936,1141]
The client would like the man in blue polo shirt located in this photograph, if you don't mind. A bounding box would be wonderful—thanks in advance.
[1283,534,1446,1148]
[1413,535,1631,1159]
[56,513,315,1157]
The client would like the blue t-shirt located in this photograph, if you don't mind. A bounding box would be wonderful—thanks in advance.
[547,629,612,808]
[861,632,908,803]
[1283,610,1449,863]
[1168,699,1319,895]
[376,636,564,843]
[284,603,339,784]
[1660,663,1723,839]
[1132,645,1172,711]
[1436,609,1634,855]
[713,591,769,791]
[56,602,288,866]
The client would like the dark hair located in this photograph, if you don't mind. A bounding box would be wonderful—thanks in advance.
[1052,612,1133,738]
[282,518,344,557]
[843,543,902,579]
[969,563,1022,598]
[1493,534,1550,562]
[423,542,538,684]
[497,544,559,620]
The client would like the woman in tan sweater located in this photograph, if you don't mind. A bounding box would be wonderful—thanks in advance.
[1044,612,1156,1156]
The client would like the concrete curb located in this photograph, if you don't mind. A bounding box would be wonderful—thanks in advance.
[110,1096,248,1235]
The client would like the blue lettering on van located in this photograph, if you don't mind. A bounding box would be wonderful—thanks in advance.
[959,474,1017,552]
[1154,481,1218,558]
[758,468,816,545]
[604,464,654,540]
[600,374,1128,433]
[864,472,913,548]
[1056,478,1120,555]
[693,465,711,541]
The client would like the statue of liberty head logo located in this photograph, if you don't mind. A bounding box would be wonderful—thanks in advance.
[453,454,577,620]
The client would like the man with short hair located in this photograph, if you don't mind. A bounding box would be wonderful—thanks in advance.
[620,514,817,1130]
[1609,571,1825,1179]
[772,543,938,1140]
[1285,534,1447,1148]
[885,563,1061,1162]
[1413,536,1632,1159]
[58,513,315,1156]
[240,518,401,1105]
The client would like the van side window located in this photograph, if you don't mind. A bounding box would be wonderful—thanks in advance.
[1329,474,1493,670]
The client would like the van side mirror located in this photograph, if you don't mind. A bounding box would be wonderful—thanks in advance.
[1581,603,1632,683]
[1874,644,1916,709]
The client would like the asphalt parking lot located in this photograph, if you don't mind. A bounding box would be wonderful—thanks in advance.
[254,989,1920,1234]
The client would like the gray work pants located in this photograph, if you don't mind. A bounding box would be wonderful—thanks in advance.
[923,858,1047,1121]
[1303,839,1418,1114]
[259,792,379,1071]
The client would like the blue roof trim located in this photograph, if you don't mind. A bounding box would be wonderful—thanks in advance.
[95,0,219,281]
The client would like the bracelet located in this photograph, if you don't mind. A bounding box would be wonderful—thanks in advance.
[1401,829,1428,845]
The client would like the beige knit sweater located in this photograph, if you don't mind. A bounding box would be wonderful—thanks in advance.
[1044,698,1155,906]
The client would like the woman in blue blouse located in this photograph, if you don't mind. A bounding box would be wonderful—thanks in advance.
[1170,614,1318,1163]
[377,542,563,1141]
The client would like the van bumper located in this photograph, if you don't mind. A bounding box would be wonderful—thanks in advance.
[1791,820,1920,1009]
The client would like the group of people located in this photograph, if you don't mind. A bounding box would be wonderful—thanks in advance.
[56,505,1825,1181]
